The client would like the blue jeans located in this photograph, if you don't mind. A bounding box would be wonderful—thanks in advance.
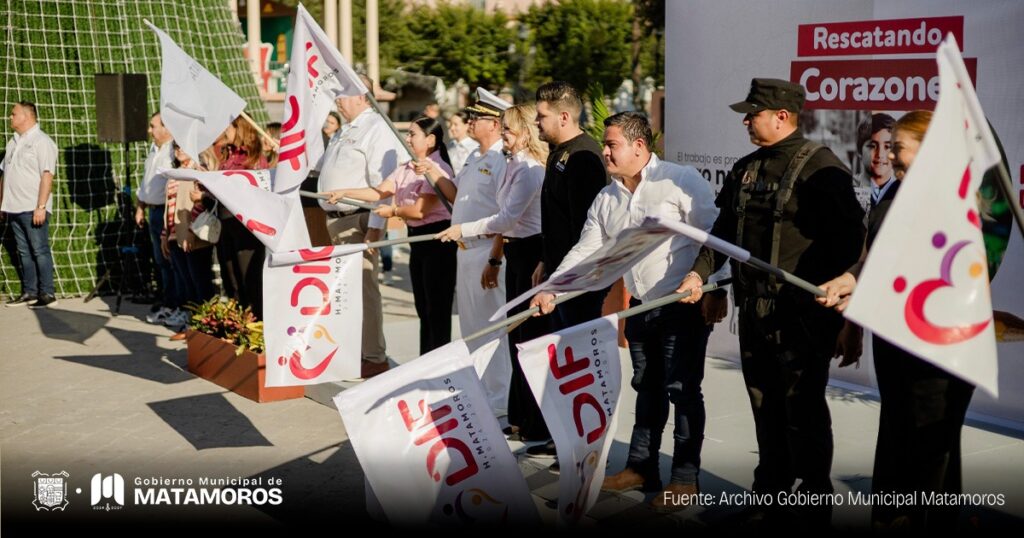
[147,206,178,307]
[167,241,215,307]
[9,211,55,296]
[623,299,711,485]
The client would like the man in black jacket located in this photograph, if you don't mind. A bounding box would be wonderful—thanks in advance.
[524,81,609,458]
[533,81,610,330]
[679,78,865,525]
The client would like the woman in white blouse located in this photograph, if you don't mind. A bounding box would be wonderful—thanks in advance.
[437,103,550,440]
[446,110,479,176]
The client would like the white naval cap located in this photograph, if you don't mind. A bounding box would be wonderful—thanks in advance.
[466,87,512,117]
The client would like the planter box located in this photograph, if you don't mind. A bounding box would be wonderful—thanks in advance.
[186,330,304,403]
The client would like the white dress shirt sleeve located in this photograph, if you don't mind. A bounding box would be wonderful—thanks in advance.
[459,160,543,237]
[680,168,719,233]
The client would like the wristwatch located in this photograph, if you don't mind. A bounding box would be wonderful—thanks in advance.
[487,257,503,267]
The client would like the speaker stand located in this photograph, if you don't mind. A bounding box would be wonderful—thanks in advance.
[86,142,143,316]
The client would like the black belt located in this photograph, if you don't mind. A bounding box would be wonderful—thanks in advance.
[326,208,369,219]
[503,234,542,243]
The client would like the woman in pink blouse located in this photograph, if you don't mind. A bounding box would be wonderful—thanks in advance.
[324,116,457,354]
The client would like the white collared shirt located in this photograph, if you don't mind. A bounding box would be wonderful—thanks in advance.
[450,139,508,232]
[136,140,174,205]
[1,124,58,213]
[447,137,479,176]
[316,107,407,228]
[870,176,896,205]
[460,149,543,239]
[553,154,719,302]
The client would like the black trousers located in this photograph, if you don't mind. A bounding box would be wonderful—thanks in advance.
[871,336,975,529]
[216,217,265,319]
[408,220,457,354]
[503,235,551,439]
[737,298,837,524]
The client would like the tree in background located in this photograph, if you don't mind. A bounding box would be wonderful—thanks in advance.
[276,0,665,102]
[394,3,514,90]
[632,0,665,106]
[520,0,633,96]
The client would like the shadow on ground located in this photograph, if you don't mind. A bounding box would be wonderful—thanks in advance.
[31,306,109,344]
[53,326,191,385]
[147,392,274,450]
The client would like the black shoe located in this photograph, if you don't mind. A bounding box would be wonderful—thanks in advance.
[548,459,560,474]
[5,293,35,307]
[525,439,556,458]
[28,294,58,309]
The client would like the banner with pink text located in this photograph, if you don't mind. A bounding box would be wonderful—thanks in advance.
[666,0,1024,423]
[263,245,364,386]
[517,315,622,526]
[335,340,539,526]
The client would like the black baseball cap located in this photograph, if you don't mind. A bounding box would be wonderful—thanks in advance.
[729,78,806,114]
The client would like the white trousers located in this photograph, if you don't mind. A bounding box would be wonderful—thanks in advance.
[456,244,511,416]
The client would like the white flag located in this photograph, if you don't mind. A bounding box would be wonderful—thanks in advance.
[490,218,673,321]
[161,168,310,253]
[845,35,1001,395]
[517,316,622,526]
[263,245,365,386]
[145,21,246,162]
[273,5,370,193]
[335,340,539,526]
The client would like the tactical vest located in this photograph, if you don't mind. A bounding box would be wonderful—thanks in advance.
[733,140,823,299]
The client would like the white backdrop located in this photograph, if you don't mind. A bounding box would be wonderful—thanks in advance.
[666,0,1024,425]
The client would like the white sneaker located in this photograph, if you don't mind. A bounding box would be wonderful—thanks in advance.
[163,309,189,328]
[146,306,173,324]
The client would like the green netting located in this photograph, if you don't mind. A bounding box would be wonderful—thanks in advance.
[0,0,269,298]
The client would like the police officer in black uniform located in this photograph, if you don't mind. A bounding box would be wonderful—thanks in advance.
[679,79,864,525]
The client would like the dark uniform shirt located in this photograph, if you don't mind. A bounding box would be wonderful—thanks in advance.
[540,132,608,274]
[693,129,864,295]
[692,130,864,353]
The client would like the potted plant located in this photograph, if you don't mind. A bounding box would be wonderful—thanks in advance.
[185,298,304,403]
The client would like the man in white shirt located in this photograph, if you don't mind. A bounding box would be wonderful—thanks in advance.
[531,112,722,511]
[442,89,513,417]
[1,101,59,308]
[316,74,403,378]
[135,112,177,323]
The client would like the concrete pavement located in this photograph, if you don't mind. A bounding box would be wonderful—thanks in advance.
[2,244,1023,530]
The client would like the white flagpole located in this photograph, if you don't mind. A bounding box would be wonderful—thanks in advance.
[464,280,732,343]
[656,217,825,298]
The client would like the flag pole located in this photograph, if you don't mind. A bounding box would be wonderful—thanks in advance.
[299,190,376,210]
[238,110,280,149]
[993,162,1024,239]
[940,37,1024,239]
[363,90,454,214]
[656,218,825,298]
[366,234,438,250]
[463,280,733,344]
[463,291,588,343]
[617,278,732,318]
[744,257,825,298]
